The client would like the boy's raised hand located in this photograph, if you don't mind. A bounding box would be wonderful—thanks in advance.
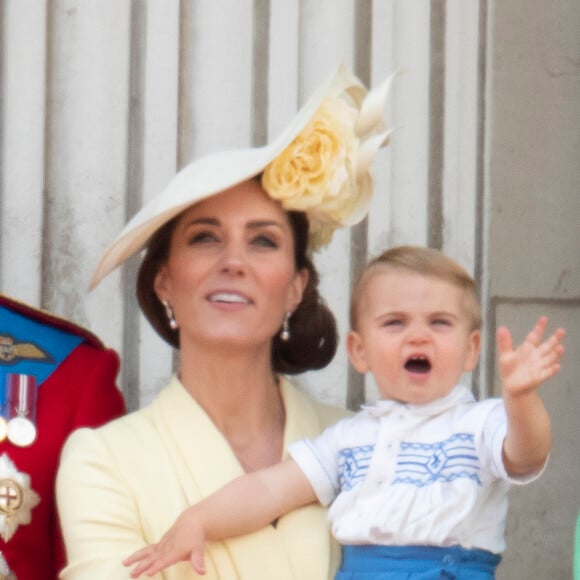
[123,507,207,577]
[497,316,565,397]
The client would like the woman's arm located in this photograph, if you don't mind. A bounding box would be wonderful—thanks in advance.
[125,458,316,577]
[56,428,155,580]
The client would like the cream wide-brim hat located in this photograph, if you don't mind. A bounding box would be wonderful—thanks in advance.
[90,64,394,289]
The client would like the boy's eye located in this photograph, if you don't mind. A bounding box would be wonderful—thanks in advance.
[383,319,403,327]
[432,318,452,326]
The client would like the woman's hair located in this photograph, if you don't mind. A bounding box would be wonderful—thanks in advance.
[137,206,338,374]
[271,211,338,374]
[350,245,482,331]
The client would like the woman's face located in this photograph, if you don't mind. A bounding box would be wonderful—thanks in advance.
[154,180,307,351]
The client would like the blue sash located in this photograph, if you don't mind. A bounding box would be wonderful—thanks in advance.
[336,544,501,579]
[0,305,83,401]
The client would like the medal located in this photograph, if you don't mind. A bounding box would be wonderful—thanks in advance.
[7,417,35,448]
[0,380,8,444]
[5,374,37,447]
[0,454,40,542]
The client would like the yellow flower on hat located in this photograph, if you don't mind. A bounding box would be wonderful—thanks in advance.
[262,99,357,218]
[262,73,395,250]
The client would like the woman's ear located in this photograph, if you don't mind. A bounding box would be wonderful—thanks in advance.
[464,329,482,372]
[153,266,171,303]
[346,330,369,374]
[286,268,309,313]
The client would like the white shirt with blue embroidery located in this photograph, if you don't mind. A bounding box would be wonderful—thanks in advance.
[288,385,545,554]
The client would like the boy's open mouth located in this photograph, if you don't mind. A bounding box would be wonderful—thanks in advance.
[404,356,432,374]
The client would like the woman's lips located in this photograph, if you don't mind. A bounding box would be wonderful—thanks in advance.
[207,291,252,304]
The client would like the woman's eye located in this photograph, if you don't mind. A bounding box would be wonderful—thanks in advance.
[252,235,278,248]
[188,231,218,244]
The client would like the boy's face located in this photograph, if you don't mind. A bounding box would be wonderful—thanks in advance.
[347,269,481,405]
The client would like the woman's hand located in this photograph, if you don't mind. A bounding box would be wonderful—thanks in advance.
[123,507,207,577]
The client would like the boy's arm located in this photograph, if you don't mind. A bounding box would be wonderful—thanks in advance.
[202,457,317,539]
[124,457,316,577]
[497,316,564,477]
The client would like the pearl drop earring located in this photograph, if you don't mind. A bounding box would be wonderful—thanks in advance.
[280,312,291,342]
[161,300,178,330]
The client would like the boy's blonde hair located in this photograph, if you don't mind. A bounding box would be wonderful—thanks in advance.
[350,245,482,331]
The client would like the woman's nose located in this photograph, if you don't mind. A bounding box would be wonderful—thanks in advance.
[220,242,246,275]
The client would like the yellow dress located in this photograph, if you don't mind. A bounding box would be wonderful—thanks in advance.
[56,376,347,579]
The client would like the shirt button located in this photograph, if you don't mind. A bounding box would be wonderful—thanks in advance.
[442,554,454,565]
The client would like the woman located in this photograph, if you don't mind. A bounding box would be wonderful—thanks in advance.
[56,65,393,579]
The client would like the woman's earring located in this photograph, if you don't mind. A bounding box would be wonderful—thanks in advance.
[280,312,291,342]
[161,300,178,330]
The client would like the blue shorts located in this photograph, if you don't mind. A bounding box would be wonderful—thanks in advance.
[336,544,501,579]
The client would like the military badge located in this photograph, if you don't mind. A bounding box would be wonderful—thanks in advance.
[0,454,40,542]
[0,335,50,365]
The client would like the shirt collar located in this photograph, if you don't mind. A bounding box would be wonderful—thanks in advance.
[362,384,475,417]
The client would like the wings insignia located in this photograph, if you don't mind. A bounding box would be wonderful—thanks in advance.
[12,343,48,361]
[0,336,52,364]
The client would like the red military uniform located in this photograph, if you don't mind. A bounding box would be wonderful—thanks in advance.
[0,294,126,579]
